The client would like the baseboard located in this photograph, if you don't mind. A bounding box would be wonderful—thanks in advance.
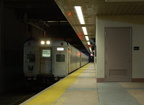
[97,78,144,82]
[132,78,144,82]
[97,78,105,82]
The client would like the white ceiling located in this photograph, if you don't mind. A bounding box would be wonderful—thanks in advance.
[54,0,144,52]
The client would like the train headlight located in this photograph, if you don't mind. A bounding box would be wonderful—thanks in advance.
[41,40,45,45]
[46,40,50,45]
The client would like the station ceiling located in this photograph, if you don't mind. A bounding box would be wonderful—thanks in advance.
[4,0,144,54]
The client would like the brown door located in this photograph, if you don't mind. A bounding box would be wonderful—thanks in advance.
[105,27,131,81]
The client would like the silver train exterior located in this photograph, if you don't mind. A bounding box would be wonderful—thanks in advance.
[23,39,89,82]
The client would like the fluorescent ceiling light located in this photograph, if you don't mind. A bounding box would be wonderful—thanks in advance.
[87,42,90,45]
[82,27,88,35]
[74,6,85,24]
[85,36,89,41]
[90,53,93,56]
[89,47,92,52]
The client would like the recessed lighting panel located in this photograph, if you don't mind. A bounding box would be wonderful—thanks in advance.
[74,6,85,24]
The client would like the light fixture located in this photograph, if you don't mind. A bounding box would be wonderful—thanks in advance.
[85,36,89,41]
[82,27,88,35]
[41,40,45,45]
[68,12,72,16]
[74,6,85,24]
[46,40,50,45]
[87,41,90,45]
[89,47,92,52]
[57,47,64,51]
[90,53,93,56]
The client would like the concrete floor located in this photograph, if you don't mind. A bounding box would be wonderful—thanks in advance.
[53,64,99,105]
[98,82,141,105]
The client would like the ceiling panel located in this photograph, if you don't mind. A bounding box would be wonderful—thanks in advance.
[54,0,144,53]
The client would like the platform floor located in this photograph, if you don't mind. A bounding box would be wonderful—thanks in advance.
[21,63,144,105]
[52,64,98,105]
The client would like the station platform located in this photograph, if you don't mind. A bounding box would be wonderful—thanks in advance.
[20,63,98,105]
[20,63,144,105]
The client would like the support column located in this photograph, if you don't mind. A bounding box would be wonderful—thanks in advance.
[0,0,4,92]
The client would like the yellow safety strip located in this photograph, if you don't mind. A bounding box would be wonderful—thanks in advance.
[21,64,90,105]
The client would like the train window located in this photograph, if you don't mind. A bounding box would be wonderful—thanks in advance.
[27,54,35,62]
[56,54,65,62]
[42,49,51,57]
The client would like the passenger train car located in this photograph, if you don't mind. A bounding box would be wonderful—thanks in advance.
[23,39,89,84]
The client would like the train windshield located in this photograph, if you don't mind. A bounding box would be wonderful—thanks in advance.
[42,49,51,57]
[27,54,35,62]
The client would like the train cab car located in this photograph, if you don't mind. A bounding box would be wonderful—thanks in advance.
[23,39,89,84]
[23,39,53,83]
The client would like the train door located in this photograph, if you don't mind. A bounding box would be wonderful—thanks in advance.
[40,48,52,76]
[105,27,132,81]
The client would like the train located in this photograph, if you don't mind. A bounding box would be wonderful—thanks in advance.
[23,39,89,85]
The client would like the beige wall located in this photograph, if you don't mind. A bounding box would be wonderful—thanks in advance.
[96,15,144,79]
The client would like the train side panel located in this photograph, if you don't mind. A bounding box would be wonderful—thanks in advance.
[68,45,81,73]
[69,46,76,72]
[81,53,89,66]
[52,41,69,77]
